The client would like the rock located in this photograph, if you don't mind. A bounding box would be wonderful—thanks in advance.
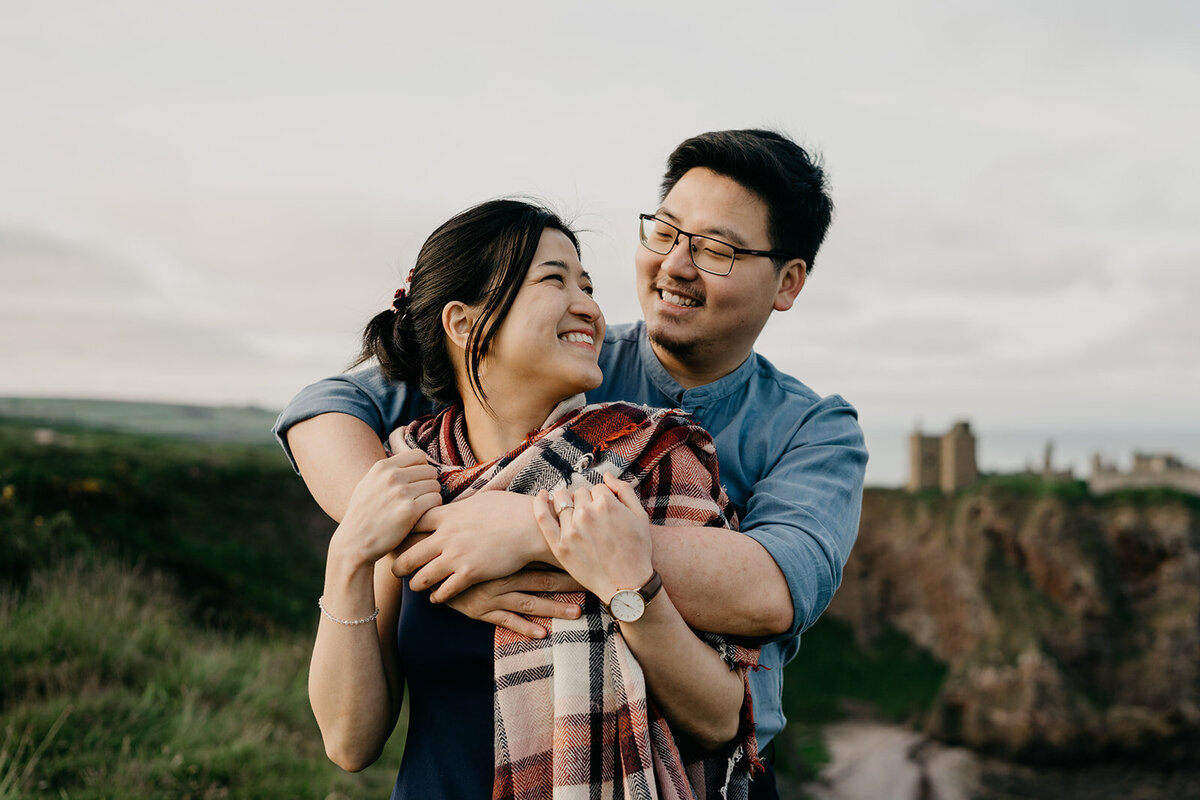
[830,488,1200,762]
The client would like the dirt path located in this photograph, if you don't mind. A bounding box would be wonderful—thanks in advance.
[799,722,979,800]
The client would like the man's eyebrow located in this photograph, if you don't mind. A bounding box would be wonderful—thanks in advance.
[655,208,749,248]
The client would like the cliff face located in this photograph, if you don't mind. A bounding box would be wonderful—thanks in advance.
[830,485,1200,762]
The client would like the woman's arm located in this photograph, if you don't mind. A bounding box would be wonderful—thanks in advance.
[309,554,404,770]
[533,476,744,750]
[308,450,442,770]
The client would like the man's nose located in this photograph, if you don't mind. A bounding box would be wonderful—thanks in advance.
[661,235,699,279]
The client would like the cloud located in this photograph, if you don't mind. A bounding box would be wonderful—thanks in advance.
[0,0,1197,428]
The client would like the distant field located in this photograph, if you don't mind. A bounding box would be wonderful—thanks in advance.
[0,396,280,444]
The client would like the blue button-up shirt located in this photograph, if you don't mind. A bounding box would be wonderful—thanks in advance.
[274,320,867,748]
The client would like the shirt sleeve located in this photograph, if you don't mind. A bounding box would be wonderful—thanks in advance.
[738,396,868,639]
[271,366,433,473]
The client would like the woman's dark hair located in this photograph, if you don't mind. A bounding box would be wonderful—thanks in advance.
[661,129,833,275]
[354,199,580,406]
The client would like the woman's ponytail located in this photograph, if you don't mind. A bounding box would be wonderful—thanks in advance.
[356,289,422,385]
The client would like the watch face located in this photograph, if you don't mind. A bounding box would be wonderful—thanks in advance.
[609,590,645,623]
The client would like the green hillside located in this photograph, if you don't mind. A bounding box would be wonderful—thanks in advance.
[0,417,406,799]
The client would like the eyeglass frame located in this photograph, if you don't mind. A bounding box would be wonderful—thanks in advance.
[638,213,799,276]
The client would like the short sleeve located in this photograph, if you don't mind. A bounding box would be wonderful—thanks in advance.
[271,366,434,472]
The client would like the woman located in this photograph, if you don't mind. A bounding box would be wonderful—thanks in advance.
[308,199,758,799]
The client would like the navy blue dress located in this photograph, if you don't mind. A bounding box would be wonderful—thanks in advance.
[389,579,493,799]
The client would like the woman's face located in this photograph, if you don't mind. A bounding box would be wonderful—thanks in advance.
[481,227,606,409]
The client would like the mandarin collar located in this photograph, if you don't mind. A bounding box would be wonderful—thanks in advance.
[637,330,756,407]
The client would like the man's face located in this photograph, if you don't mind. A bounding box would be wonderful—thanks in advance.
[635,167,805,385]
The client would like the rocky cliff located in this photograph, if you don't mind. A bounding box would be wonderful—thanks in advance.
[830,481,1200,763]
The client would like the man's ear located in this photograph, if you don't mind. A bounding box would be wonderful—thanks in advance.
[441,301,474,351]
[773,259,807,312]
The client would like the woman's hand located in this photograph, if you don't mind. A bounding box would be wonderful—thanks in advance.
[533,474,653,602]
[329,448,443,567]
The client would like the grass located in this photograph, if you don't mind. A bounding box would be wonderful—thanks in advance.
[782,617,947,726]
[0,558,408,799]
[0,416,411,797]
[0,706,71,800]
[0,418,329,631]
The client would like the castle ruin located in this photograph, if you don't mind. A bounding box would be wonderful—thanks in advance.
[908,421,978,493]
[1089,452,1200,496]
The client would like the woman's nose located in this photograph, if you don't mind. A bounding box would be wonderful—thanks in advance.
[571,288,601,320]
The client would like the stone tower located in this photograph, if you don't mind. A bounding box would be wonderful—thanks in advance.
[940,421,978,493]
[907,420,978,493]
[908,430,941,492]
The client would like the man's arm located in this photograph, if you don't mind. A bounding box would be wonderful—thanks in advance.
[399,397,866,639]
[274,368,431,521]
[648,526,791,636]
[647,398,866,637]
[396,493,790,637]
[279,373,864,641]
[736,397,868,637]
[290,413,386,521]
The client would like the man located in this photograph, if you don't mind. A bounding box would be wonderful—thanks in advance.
[275,129,867,797]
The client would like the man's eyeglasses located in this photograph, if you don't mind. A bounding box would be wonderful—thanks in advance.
[638,214,796,276]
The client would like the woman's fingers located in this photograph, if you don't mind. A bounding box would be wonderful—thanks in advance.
[533,490,562,545]
[603,473,644,515]
[387,447,432,469]
[410,484,443,516]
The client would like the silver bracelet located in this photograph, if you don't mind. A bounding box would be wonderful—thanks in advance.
[318,595,380,626]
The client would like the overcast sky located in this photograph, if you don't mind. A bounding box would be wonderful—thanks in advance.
[2,1,1197,484]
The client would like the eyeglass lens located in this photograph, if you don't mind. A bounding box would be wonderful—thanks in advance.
[639,217,735,275]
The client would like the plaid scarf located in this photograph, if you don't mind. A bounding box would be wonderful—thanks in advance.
[397,396,760,800]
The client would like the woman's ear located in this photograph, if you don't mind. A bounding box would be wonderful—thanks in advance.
[441,301,474,351]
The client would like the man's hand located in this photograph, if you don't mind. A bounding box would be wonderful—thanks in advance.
[390,492,551,602]
[443,568,584,639]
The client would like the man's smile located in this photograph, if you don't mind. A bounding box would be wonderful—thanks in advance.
[658,287,703,308]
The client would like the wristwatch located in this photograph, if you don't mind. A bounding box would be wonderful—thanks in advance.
[603,571,663,623]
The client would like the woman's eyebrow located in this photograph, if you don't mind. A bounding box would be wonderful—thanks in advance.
[536,260,591,281]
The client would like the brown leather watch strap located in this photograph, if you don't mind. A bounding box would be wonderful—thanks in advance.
[640,570,663,603]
